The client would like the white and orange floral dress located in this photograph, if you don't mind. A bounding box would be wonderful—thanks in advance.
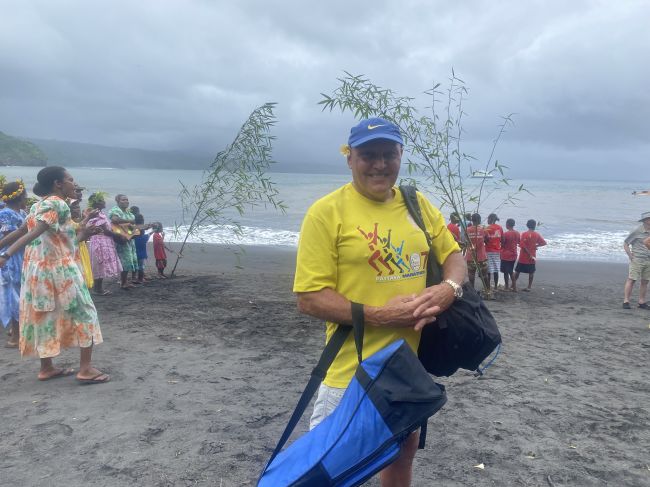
[19,196,103,358]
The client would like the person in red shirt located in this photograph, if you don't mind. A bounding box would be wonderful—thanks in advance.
[465,213,489,294]
[447,212,461,244]
[500,218,520,291]
[152,222,173,278]
[485,213,504,289]
[514,219,547,291]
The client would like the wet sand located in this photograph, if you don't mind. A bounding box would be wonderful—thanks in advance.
[1,244,648,486]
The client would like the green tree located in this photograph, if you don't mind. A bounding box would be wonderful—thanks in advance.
[171,103,286,276]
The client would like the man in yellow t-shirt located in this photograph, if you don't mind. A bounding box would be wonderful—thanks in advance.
[293,117,466,486]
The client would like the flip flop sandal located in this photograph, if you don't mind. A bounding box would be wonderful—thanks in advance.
[77,373,111,385]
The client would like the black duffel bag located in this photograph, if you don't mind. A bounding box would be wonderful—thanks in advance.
[400,185,502,377]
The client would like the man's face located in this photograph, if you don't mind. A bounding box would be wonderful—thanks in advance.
[643,218,650,230]
[347,140,402,202]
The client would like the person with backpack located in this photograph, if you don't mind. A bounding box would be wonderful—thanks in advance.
[293,117,466,486]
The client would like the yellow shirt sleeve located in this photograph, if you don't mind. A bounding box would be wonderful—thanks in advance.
[293,208,339,293]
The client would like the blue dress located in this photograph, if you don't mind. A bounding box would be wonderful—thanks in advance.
[0,208,25,327]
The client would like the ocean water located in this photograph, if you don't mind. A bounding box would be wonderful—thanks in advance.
[2,166,648,263]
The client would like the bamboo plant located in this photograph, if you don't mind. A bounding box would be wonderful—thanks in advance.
[171,103,286,276]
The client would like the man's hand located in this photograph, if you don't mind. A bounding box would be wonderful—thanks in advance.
[367,288,452,331]
[411,283,456,330]
[365,294,423,329]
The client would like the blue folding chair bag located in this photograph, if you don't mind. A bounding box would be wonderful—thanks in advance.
[259,326,447,487]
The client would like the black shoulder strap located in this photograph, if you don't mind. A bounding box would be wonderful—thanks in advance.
[262,302,365,473]
[399,185,443,285]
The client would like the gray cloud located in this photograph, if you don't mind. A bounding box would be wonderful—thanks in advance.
[1,0,648,179]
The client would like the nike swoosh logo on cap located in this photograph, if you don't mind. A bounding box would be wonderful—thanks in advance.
[367,124,385,130]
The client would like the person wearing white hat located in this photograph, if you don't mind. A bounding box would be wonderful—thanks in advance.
[622,211,650,309]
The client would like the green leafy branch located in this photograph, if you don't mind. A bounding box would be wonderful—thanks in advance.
[171,103,286,276]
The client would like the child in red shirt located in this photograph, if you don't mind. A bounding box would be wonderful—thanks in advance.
[514,219,547,291]
[152,223,172,278]
[500,218,520,291]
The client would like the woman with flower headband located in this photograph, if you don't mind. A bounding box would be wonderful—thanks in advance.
[0,166,109,383]
[86,192,124,296]
[0,181,28,347]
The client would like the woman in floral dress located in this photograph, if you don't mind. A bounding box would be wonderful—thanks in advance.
[0,166,109,383]
[86,192,123,295]
[0,181,27,347]
[109,194,139,290]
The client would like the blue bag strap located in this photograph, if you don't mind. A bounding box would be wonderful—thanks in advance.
[351,301,365,362]
[261,302,365,475]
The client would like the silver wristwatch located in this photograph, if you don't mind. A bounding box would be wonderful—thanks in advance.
[443,279,463,299]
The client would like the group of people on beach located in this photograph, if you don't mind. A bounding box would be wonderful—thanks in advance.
[0,166,172,383]
[446,211,547,295]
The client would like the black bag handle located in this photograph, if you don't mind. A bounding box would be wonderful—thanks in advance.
[260,301,365,476]
[399,185,443,286]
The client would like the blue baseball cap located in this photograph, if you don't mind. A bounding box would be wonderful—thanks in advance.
[348,117,404,148]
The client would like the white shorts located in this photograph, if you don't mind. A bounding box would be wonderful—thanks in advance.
[487,252,501,273]
[309,383,346,430]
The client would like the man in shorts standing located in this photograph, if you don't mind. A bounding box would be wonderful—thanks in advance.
[294,117,466,486]
[500,218,520,291]
[514,219,546,292]
[485,213,504,290]
[622,212,650,309]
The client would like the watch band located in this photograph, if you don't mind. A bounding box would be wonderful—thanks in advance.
[443,279,463,298]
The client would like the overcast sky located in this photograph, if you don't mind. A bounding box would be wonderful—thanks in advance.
[1,0,648,179]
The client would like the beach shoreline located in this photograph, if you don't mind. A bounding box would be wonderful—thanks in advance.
[1,244,648,486]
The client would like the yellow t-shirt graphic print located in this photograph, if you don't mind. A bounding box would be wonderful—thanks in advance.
[294,183,460,387]
[355,221,429,282]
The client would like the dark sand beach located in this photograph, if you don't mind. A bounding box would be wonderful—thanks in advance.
[1,243,649,486]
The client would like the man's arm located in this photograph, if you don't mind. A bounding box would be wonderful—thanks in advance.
[297,287,437,330]
[624,242,633,260]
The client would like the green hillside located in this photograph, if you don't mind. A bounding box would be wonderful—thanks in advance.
[0,132,47,166]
